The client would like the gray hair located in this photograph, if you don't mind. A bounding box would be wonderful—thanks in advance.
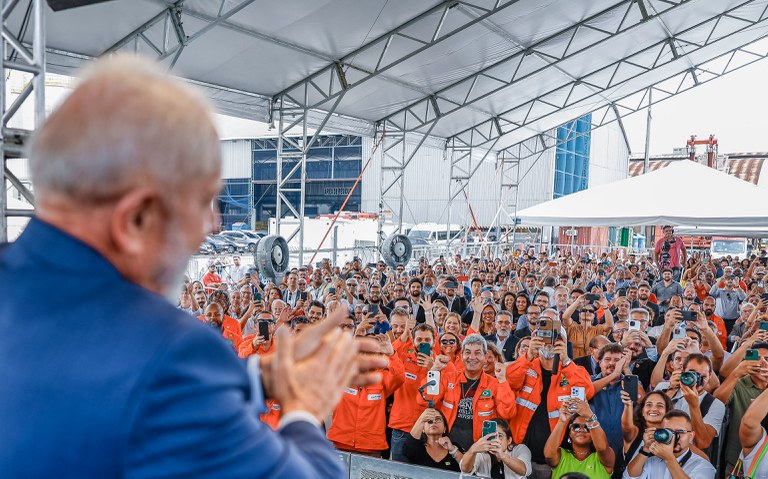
[462,334,488,354]
[629,308,650,322]
[29,55,219,202]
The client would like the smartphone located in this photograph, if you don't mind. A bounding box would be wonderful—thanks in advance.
[585,294,600,302]
[680,310,696,322]
[760,321,768,331]
[370,304,380,316]
[427,370,440,395]
[628,320,640,331]
[672,324,687,340]
[418,342,431,357]
[622,375,639,402]
[571,386,586,402]
[761,293,768,302]
[746,349,760,361]
[258,320,270,341]
[245,273,251,280]
[254,292,262,301]
[761,257,768,266]
[367,263,376,269]
[329,287,336,295]
[481,420,497,438]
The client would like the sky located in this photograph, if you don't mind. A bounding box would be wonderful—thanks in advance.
[215,56,768,157]
[620,57,768,156]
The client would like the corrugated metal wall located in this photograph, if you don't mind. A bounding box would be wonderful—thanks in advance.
[589,122,630,186]
[361,137,504,227]
[220,139,253,179]
[512,136,556,211]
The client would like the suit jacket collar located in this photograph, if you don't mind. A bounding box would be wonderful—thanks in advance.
[7,217,121,278]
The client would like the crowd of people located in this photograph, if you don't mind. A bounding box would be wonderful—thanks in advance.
[182,225,768,479]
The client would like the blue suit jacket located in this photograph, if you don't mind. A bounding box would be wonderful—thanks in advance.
[0,219,343,478]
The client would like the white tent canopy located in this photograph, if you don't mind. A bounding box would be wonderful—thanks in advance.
[516,161,768,227]
[675,226,768,238]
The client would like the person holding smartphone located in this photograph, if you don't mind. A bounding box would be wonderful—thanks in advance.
[460,418,532,478]
[544,398,614,479]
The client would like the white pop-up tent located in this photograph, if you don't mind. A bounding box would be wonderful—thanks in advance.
[675,226,768,238]
[516,161,768,228]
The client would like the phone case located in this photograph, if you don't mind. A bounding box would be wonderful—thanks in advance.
[427,371,440,395]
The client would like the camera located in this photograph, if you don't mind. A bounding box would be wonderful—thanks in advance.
[653,428,675,445]
[680,371,703,387]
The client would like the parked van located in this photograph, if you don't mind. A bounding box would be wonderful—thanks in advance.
[710,236,748,260]
[407,223,464,245]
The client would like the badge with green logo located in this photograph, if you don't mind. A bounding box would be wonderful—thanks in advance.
[480,389,492,397]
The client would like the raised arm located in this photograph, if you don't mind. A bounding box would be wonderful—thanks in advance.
[741,387,768,454]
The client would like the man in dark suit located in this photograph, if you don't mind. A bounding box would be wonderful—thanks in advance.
[483,311,518,362]
[438,278,467,314]
[573,335,611,376]
[0,56,385,479]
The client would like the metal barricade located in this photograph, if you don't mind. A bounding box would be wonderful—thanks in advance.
[337,452,488,479]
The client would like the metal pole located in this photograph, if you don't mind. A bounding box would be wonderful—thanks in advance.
[332,225,338,265]
[643,87,652,174]
[275,98,284,236]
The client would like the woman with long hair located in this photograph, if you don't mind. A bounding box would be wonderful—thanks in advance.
[511,294,530,322]
[500,292,517,313]
[620,390,673,461]
[460,418,532,478]
[439,331,464,371]
[513,336,531,361]
[403,408,461,471]
[544,398,614,479]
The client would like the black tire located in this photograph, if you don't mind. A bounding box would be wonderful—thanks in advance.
[249,243,257,253]
[227,245,235,254]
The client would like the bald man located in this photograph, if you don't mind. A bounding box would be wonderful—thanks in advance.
[0,56,383,478]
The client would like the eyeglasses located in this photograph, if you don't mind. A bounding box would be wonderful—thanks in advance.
[613,328,628,334]
[440,339,457,345]
[569,424,589,432]
[425,417,444,424]
[340,323,355,330]
[581,309,595,314]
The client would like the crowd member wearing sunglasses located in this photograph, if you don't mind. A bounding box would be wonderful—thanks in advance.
[439,332,464,371]
[403,408,462,471]
[625,410,715,479]
[544,398,614,479]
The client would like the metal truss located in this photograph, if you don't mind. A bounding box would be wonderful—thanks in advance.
[0,0,44,242]
[273,85,347,262]
[447,0,768,150]
[275,0,524,112]
[445,137,498,237]
[104,0,260,70]
[494,31,768,179]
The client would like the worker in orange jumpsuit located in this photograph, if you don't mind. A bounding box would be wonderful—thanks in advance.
[327,334,404,455]
[417,334,516,455]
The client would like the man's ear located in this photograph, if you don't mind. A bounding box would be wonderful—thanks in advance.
[109,188,165,256]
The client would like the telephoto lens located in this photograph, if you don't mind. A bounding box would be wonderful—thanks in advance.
[653,428,675,445]
[680,371,702,387]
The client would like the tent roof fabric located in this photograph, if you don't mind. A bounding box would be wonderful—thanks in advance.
[628,155,768,186]
[516,160,768,227]
[17,0,768,151]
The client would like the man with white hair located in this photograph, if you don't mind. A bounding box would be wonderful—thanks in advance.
[0,56,386,478]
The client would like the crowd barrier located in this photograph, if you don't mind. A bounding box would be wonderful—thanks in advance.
[337,452,489,479]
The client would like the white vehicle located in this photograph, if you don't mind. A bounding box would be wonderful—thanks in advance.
[407,223,464,245]
[710,236,748,260]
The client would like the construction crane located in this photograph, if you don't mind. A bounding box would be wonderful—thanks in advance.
[686,134,718,168]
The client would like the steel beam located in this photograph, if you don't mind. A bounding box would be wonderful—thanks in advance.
[276,0,526,111]
[1,0,44,242]
[498,34,768,168]
[448,0,768,150]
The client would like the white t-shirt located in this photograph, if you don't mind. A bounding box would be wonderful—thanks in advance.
[739,428,768,479]
[463,444,532,479]
[651,386,725,439]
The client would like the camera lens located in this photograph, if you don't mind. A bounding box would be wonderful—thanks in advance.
[680,371,699,387]
[653,428,674,445]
